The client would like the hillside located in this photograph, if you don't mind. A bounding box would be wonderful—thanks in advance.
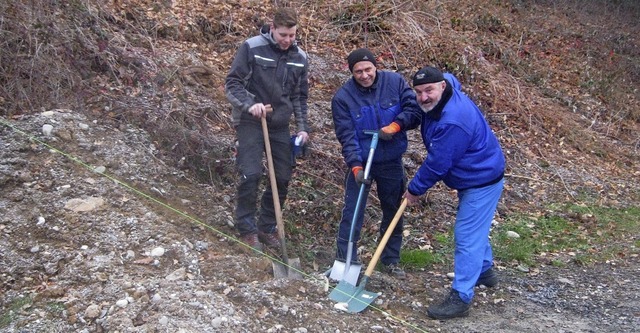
[1,0,639,332]
[3,0,639,208]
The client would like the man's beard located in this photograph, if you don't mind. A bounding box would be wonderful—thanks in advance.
[420,103,434,113]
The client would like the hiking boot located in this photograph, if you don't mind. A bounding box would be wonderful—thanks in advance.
[475,268,498,288]
[427,289,471,320]
[239,233,262,252]
[258,231,281,250]
[381,263,406,279]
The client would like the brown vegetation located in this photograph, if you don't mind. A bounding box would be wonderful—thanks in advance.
[1,0,639,242]
[1,1,639,331]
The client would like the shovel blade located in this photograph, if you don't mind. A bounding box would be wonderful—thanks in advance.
[329,280,359,302]
[329,280,378,313]
[345,288,379,313]
[328,260,361,286]
[272,257,303,280]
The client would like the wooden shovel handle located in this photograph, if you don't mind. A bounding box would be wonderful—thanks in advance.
[363,198,408,277]
[261,116,288,260]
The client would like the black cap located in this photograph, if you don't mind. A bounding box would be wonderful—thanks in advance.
[413,66,445,86]
[347,48,377,72]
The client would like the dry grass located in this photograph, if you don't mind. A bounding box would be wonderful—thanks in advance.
[1,0,638,186]
[0,2,83,114]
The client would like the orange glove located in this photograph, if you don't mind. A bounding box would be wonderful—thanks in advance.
[379,122,400,141]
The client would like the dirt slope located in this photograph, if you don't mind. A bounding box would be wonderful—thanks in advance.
[1,108,638,332]
[1,0,640,332]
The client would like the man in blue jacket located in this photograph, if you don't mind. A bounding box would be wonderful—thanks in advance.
[405,66,505,319]
[225,8,309,252]
[331,48,422,278]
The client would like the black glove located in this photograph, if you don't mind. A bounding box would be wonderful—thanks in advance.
[353,167,371,186]
[378,129,394,141]
[378,121,400,141]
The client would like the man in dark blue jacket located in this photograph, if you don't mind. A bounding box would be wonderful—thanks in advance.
[331,48,422,278]
[405,66,505,319]
[225,8,309,251]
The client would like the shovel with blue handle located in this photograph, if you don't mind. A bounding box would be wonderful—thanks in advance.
[328,131,379,286]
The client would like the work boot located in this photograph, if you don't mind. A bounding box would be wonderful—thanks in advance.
[381,263,406,279]
[475,268,498,288]
[427,289,471,320]
[239,233,262,252]
[258,231,281,250]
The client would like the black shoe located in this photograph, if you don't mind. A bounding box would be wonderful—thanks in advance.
[427,289,471,320]
[475,268,498,288]
[380,263,406,279]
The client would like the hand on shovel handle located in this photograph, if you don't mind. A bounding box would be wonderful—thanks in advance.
[248,103,271,118]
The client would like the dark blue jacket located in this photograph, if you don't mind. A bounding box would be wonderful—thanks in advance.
[408,73,505,193]
[331,71,422,169]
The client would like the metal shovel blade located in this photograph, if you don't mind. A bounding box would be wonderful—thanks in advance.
[329,278,379,312]
[272,257,303,280]
[328,260,361,286]
[329,280,358,302]
[345,289,378,313]
[330,199,407,312]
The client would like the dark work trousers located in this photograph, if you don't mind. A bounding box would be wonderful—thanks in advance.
[336,157,406,265]
[234,122,292,236]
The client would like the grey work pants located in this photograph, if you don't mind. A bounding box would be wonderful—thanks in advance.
[234,122,292,236]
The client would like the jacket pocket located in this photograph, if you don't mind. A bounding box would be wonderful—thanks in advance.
[254,55,277,68]
[352,105,377,133]
[379,98,400,125]
[254,55,277,80]
[284,62,304,93]
[252,55,278,97]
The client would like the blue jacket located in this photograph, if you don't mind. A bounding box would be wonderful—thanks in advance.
[225,26,309,132]
[408,73,505,193]
[331,71,422,168]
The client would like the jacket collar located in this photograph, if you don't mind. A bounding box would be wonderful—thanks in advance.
[425,79,453,120]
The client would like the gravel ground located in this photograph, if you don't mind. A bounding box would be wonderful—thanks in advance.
[1,110,639,333]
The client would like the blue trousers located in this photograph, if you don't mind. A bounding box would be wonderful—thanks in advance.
[336,158,406,265]
[452,178,504,303]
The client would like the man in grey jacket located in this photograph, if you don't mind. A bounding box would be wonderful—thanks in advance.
[225,8,309,251]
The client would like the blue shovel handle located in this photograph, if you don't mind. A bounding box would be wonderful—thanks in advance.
[344,132,379,274]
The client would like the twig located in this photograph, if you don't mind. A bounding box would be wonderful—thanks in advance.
[295,166,343,191]
[550,169,578,202]
[504,173,552,185]
[535,146,577,201]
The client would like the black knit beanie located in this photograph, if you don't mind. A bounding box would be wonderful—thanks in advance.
[347,48,377,72]
[413,66,445,86]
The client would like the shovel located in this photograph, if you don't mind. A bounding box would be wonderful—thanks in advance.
[329,198,408,312]
[261,114,302,279]
[329,131,379,285]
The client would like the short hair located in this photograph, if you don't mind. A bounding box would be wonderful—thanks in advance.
[273,8,298,28]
